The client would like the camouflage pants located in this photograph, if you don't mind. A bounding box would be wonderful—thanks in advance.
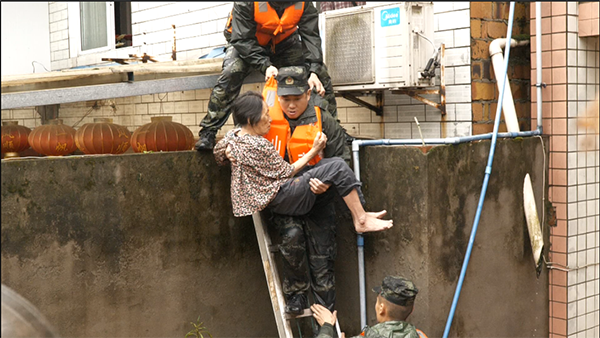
[199,37,338,133]
[269,188,338,311]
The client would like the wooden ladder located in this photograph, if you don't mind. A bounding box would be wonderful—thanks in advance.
[252,212,313,338]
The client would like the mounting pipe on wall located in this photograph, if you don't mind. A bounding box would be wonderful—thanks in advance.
[489,38,529,133]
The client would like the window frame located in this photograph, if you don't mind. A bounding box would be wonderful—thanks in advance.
[67,2,115,57]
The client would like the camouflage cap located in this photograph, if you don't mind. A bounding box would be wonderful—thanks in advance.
[372,276,418,306]
[276,66,309,96]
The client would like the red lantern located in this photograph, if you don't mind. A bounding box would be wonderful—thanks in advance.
[131,116,195,152]
[28,119,77,156]
[75,118,131,154]
[1,121,31,158]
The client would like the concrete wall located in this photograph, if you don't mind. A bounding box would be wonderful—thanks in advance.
[1,137,548,337]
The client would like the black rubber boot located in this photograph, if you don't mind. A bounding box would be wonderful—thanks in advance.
[195,129,217,151]
[285,293,308,315]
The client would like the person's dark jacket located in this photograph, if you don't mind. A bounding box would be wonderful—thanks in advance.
[227,1,323,76]
[284,92,350,163]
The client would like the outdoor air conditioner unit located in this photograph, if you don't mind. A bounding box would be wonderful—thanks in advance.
[319,2,435,91]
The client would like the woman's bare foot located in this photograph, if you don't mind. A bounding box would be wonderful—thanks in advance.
[354,213,393,233]
[367,210,387,219]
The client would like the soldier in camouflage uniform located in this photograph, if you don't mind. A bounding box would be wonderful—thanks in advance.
[266,66,351,315]
[195,1,338,150]
[312,276,421,338]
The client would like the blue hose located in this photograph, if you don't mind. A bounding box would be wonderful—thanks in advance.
[441,2,517,337]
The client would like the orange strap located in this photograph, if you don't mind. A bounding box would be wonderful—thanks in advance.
[226,10,233,33]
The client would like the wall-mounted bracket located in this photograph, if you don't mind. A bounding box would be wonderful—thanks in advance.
[391,44,446,115]
[336,91,384,116]
[35,104,59,124]
[391,88,446,115]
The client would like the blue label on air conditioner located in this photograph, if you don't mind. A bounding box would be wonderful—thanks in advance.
[381,7,400,27]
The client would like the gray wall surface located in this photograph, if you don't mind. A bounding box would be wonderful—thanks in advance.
[1,137,549,337]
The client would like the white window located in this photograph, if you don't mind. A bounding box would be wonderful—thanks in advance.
[68,2,131,57]
[68,2,113,55]
[80,2,109,51]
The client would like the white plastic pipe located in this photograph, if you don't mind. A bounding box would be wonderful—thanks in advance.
[489,38,529,133]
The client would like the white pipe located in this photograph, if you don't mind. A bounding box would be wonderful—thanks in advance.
[358,238,366,328]
[536,2,543,131]
[352,143,368,328]
[489,38,529,133]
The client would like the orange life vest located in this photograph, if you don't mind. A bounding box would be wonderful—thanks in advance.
[262,77,323,166]
[225,3,304,45]
[254,2,304,46]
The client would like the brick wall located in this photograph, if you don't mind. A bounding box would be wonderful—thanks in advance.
[0,84,261,141]
[48,2,69,70]
[470,1,531,134]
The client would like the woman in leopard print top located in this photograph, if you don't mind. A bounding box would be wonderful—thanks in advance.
[214,91,393,233]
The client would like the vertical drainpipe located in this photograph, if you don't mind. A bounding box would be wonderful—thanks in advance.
[352,142,367,329]
[489,38,528,132]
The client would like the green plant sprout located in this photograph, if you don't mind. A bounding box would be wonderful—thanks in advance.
[184,316,213,338]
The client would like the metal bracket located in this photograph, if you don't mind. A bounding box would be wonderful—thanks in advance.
[336,92,384,116]
[391,88,446,115]
[391,44,447,115]
[35,104,59,124]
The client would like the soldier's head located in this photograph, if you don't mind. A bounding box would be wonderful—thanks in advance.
[276,66,311,120]
[372,276,419,323]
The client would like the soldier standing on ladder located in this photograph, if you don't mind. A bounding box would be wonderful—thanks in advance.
[263,65,351,316]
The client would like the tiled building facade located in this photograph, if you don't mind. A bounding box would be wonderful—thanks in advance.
[531,2,600,338]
